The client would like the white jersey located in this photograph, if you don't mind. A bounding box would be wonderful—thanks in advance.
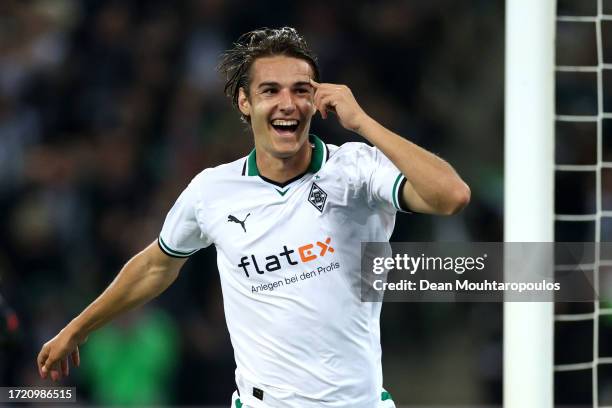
[159,135,406,408]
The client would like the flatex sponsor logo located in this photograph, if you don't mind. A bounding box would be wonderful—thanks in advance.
[237,237,335,277]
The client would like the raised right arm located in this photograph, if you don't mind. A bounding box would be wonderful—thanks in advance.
[37,240,186,381]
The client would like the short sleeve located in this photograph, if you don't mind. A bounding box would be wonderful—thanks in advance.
[158,177,212,258]
[363,145,410,213]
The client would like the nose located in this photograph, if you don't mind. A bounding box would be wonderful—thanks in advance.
[278,89,296,114]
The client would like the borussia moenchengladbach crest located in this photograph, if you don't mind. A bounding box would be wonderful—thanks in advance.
[308,182,327,213]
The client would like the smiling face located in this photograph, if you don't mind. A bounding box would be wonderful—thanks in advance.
[238,55,316,159]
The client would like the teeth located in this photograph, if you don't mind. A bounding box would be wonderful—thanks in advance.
[271,119,298,126]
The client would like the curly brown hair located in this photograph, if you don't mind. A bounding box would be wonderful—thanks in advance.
[217,27,320,123]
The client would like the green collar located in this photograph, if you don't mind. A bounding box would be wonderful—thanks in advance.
[245,134,327,177]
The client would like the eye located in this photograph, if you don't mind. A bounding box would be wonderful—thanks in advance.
[262,88,277,95]
[295,88,310,94]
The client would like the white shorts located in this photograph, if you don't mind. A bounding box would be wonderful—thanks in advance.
[230,389,397,408]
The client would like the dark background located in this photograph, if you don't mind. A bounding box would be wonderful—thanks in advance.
[0,0,511,406]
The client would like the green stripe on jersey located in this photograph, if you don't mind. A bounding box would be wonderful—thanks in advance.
[306,134,325,173]
[275,188,289,196]
[392,173,404,211]
[247,148,258,176]
[246,134,326,176]
[234,392,391,405]
[158,236,197,257]
[381,390,393,401]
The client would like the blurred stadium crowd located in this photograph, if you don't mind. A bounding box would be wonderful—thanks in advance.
[0,0,506,405]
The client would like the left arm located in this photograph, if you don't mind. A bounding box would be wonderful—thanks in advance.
[310,80,470,215]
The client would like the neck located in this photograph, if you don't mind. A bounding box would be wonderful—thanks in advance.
[256,142,312,184]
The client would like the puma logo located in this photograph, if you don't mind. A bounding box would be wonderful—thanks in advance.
[227,213,250,233]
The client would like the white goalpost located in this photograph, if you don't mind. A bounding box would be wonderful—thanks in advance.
[504,0,556,407]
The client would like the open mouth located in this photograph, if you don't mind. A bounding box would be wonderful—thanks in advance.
[271,119,299,135]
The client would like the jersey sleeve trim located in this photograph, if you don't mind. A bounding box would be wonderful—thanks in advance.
[158,235,198,258]
[392,173,410,212]
[381,390,393,401]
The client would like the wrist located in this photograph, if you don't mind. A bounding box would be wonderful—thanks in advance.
[64,319,88,344]
[353,113,377,138]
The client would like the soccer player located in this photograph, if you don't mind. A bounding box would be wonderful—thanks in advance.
[37,27,470,407]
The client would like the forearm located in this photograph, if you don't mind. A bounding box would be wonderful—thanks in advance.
[65,244,180,342]
[310,79,469,214]
[356,115,470,214]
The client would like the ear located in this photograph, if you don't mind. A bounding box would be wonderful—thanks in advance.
[238,87,250,117]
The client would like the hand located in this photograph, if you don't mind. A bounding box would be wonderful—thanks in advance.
[310,79,370,133]
[37,328,84,381]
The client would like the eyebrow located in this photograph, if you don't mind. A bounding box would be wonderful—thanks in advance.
[257,81,313,89]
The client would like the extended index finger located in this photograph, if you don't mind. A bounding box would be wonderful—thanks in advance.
[309,78,320,88]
